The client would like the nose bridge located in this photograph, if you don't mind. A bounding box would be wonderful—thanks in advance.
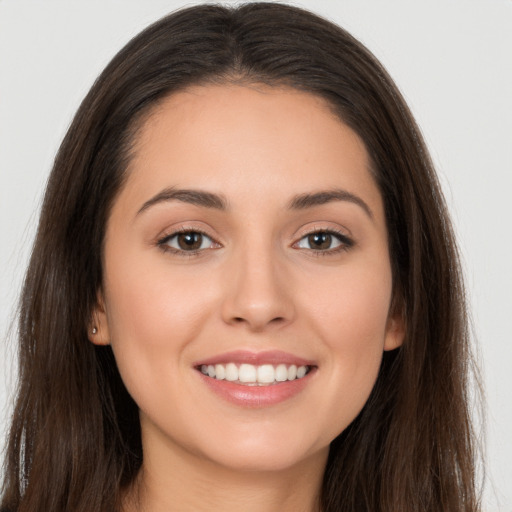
[221,233,294,330]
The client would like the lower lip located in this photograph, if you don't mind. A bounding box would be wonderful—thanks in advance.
[197,370,315,408]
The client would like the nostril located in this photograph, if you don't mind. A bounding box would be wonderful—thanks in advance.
[230,315,286,327]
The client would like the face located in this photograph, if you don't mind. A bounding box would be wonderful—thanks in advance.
[92,84,404,474]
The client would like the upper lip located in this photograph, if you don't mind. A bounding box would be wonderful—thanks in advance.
[193,350,316,368]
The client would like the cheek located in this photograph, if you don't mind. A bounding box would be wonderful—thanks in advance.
[302,260,392,419]
[309,259,392,344]
[105,249,216,336]
[102,257,216,403]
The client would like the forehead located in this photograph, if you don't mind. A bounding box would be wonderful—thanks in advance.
[117,84,383,219]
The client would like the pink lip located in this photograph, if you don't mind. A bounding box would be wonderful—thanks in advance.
[197,369,316,408]
[193,349,315,367]
[193,350,317,408]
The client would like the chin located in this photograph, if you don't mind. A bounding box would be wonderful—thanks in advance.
[185,423,331,474]
[204,444,327,474]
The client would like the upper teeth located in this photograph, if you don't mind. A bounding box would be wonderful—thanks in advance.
[200,363,309,385]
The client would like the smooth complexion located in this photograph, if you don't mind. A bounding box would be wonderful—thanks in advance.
[91,84,404,512]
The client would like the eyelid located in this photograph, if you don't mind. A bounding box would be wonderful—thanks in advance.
[155,221,219,242]
[291,224,355,254]
[154,222,354,257]
[293,222,352,241]
[156,224,222,255]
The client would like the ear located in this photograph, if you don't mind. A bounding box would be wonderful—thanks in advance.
[383,311,405,351]
[383,289,405,351]
[88,290,110,346]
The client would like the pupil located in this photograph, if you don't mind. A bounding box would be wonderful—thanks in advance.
[178,232,202,250]
[309,232,331,249]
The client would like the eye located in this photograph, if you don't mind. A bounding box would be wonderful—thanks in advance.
[159,230,217,253]
[295,230,353,252]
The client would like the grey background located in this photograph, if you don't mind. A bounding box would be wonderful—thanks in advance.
[1,1,511,509]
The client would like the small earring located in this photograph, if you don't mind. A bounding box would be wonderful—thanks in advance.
[92,327,98,335]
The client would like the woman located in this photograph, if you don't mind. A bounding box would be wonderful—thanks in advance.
[1,3,480,511]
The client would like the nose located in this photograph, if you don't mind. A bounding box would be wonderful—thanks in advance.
[220,243,295,332]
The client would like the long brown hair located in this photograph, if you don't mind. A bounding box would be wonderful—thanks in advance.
[1,3,481,511]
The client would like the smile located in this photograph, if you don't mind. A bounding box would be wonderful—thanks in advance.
[194,350,317,407]
[199,363,311,386]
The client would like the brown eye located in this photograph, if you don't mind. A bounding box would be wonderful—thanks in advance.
[177,232,204,250]
[161,231,215,252]
[295,230,351,252]
[307,232,333,250]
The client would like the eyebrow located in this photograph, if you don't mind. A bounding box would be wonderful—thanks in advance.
[288,189,374,219]
[137,186,373,219]
[137,187,228,215]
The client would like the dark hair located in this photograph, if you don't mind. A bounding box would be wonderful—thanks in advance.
[1,3,480,511]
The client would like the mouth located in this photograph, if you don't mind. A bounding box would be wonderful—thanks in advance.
[193,350,317,407]
[197,362,312,386]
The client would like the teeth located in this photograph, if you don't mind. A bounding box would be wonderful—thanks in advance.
[239,364,257,383]
[257,364,275,383]
[297,366,307,378]
[225,363,238,382]
[199,363,310,385]
[275,364,288,382]
[215,364,225,380]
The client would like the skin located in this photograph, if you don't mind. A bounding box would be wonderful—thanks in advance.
[91,84,404,512]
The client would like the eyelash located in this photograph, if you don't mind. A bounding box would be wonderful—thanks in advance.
[156,227,354,257]
[293,228,354,256]
[157,227,217,256]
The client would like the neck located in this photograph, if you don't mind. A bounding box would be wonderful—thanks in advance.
[122,434,327,512]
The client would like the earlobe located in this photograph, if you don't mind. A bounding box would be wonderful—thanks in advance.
[88,291,110,346]
[384,314,405,351]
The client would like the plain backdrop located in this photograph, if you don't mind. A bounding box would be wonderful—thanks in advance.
[1,0,511,509]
